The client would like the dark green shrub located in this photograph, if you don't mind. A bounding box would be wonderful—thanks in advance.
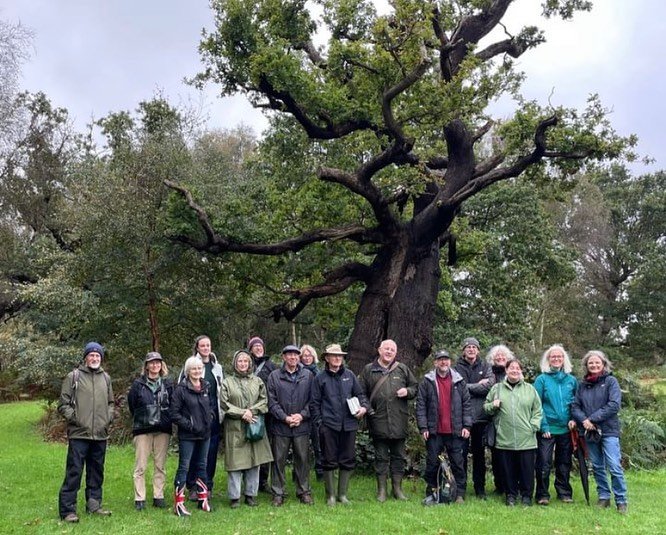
[0,369,21,402]
[620,407,666,469]
[615,369,658,410]
[353,429,375,474]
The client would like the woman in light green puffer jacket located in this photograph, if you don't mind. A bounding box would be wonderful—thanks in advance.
[484,359,542,506]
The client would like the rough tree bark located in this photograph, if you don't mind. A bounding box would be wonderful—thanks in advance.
[346,240,442,373]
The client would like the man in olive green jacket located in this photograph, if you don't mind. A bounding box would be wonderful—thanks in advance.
[359,339,418,502]
[57,342,115,522]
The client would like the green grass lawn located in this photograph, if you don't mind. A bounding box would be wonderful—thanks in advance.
[1,401,664,534]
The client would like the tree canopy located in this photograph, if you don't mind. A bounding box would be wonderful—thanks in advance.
[1,3,663,400]
[169,0,634,369]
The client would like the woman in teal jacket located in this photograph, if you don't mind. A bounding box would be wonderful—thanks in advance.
[534,345,578,505]
[484,359,542,506]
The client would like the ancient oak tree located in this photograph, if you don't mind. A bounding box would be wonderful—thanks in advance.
[167,0,630,370]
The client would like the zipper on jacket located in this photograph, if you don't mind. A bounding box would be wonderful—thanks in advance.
[510,385,518,448]
[91,371,96,438]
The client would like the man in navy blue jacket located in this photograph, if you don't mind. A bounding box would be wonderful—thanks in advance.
[267,345,314,506]
[310,344,369,507]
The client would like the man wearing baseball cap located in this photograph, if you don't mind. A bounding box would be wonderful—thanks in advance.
[416,349,472,504]
[454,337,494,499]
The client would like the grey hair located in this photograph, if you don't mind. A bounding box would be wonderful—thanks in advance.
[540,344,573,374]
[582,350,612,374]
[183,356,204,378]
[486,344,515,364]
[299,344,319,364]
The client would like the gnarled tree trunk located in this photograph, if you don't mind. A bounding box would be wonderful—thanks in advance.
[346,240,441,373]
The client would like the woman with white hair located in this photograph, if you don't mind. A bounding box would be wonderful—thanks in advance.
[533,345,578,505]
[485,344,514,495]
[572,350,628,514]
[170,356,214,516]
[299,344,319,374]
[484,358,542,506]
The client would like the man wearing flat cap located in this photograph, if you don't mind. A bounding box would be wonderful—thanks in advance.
[454,336,494,499]
[417,349,472,504]
[267,345,315,506]
[310,344,370,506]
[57,342,114,522]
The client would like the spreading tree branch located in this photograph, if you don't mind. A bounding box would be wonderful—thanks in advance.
[452,0,514,46]
[473,154,506,178]
[164,179,380,254]
[295,40,327,68]
[317,163,398,234]
[442,0,515,78]
[476,37,528,61]
[256,76,375,140]
[271,262,371,321]
[473,120,494,142]
[449,115,566,204]
[382,45,431,146]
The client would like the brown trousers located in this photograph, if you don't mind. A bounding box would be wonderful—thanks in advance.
[133,432,170,500]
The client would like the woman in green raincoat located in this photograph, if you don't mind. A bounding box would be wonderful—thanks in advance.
[220,350,273,508]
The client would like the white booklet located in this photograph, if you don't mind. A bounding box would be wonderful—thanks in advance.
[346,396,361,415]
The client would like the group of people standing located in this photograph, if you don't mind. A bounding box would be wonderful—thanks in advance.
[56,335,628,523]
[482,341,628,514]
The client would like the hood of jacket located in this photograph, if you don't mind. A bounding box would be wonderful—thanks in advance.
[232,349,255,377]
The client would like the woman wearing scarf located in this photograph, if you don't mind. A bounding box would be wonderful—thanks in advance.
[300,344,323,480]
[485,344,512,496]
[170,356,214,516]
[182,335,224,499]
[572,350,628,514]
[127,352,173,510]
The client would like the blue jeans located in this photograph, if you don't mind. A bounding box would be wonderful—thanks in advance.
[187,417,220,490]
[175,438,210,488]
[586,436,627,505]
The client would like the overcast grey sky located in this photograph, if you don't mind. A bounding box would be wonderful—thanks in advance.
[2,0,664,172]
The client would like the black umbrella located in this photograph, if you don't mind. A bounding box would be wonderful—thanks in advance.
[570,428,590,505]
